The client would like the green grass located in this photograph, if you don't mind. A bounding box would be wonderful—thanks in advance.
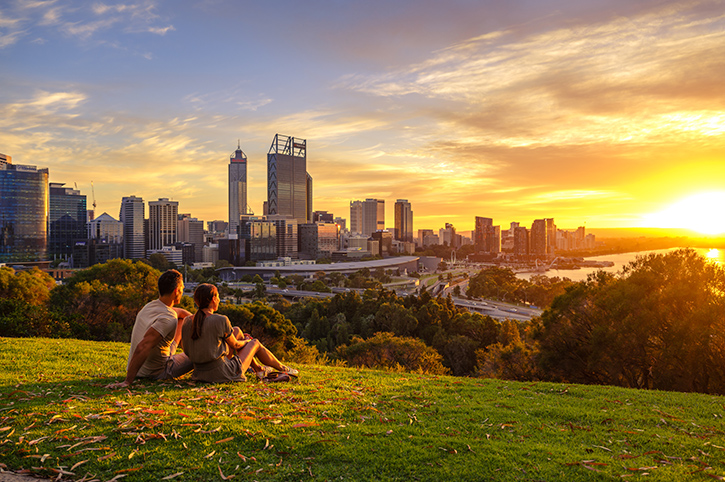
[1,337,725,481]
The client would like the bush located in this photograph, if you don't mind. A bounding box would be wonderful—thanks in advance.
[51,259,161,341]
[336,332,449,375]
[218,301,298,359]
[0,298,71,338]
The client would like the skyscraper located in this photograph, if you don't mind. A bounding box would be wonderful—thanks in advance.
[81,212,124,266]
[178,214,205,263]
[349,200,362,234]
[267,134,311,224]
[49,182,87,260]
[228,143,248,237]
[394,199,413,243]
[474,216,500,253]
[0,155,49,262]
[148,198,178,251]
[351,198,384,236]
[267,214,299,259]
[120,196,145,260]
[530,218,556,257]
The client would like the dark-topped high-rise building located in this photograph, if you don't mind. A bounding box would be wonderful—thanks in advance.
[228,142,248,237]
[0,154,49,262]
[267,134,312,224]
[49,182,87,260]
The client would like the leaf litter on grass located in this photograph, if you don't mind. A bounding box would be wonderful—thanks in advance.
[3,339,725,480]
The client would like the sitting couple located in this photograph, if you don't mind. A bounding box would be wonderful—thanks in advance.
[108,270,298,389]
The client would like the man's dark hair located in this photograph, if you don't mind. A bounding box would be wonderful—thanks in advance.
[158,269,183,296]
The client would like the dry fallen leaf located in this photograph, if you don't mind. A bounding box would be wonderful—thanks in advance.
[218,465,235,480]
[161,472,184,480]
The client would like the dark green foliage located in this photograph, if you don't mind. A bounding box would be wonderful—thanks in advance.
[144,253,175,270]
[0,298,70,338]
[536,249,725,394]
[336,332,448,374]
[50,259,161,341]
[467,266,572,306]
[298,279,332,293]
[443,335,478,375]
[218,301,298,358]
[278,288,501,376]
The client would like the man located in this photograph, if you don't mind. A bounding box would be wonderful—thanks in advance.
[107,269,193,388]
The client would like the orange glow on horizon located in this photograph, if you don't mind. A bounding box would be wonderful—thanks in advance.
[641,192,725,236]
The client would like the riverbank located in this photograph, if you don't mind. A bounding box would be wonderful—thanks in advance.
[516,247,724,282]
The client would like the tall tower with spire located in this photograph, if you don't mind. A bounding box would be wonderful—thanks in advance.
[228,141,248,238]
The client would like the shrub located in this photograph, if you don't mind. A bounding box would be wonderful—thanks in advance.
[336,332,448,375]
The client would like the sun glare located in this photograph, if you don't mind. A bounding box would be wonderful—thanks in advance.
[642,192,725,235]
[706,249,721,261]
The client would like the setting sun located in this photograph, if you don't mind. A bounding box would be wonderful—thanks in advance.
[642,192,725,235]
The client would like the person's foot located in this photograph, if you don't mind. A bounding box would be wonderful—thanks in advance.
[256,366,272,380]
[280,366,299,377]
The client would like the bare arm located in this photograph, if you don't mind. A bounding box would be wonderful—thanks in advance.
[171,308,191,350]
[106,327,162,389]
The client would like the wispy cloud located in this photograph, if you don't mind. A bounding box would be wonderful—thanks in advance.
[4,0,174,47]
[338,2,725,150]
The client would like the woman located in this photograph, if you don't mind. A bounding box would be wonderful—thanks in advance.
[181,283,299,383]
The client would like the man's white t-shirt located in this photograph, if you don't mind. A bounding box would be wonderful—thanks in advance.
[127,299,177,378]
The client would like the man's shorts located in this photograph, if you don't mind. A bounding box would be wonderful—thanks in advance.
[158,353,193,380]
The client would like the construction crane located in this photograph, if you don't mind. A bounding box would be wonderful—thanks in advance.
[91,181,97,212]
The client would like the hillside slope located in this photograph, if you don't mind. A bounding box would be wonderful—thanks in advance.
[0,337,723,481]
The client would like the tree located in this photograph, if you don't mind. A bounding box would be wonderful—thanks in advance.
[0,267,55,306]
[51,259,161,341]
[146,253,173,271]
[218,301,298,358]
[336,332,448,375]
[252,282,266,300]
[536,249,725,394]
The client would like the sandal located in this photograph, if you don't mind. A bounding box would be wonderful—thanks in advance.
[280,366,299,377]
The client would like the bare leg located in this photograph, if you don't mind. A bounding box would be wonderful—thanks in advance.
[247,342,286,372]
[232,327,263,372]
[236,340,262,373]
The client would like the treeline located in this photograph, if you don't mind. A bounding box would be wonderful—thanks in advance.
[466,266,573,307]
[3,249,725,394]
[0,260,303,359]
[276,288,503,376]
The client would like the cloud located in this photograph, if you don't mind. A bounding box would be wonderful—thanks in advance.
[146,25,173,35]
[337,2,725,150]
[4,0,174,47]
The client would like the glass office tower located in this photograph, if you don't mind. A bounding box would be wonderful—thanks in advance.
[267,134,311,224]
[0,158,49,262]
[49,182,87,260]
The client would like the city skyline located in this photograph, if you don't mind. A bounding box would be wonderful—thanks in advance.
[2,1,725,234]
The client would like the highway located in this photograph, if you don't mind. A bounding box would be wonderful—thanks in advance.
[265,287,542,322]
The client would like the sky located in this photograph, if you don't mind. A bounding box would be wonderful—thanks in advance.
[2,0,725,234]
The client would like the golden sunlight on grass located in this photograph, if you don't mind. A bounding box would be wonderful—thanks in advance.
[642,192,725,235]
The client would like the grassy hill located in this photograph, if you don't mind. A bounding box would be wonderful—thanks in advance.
[1,337,724,481]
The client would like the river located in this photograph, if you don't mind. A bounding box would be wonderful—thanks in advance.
[515,247,725,282]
